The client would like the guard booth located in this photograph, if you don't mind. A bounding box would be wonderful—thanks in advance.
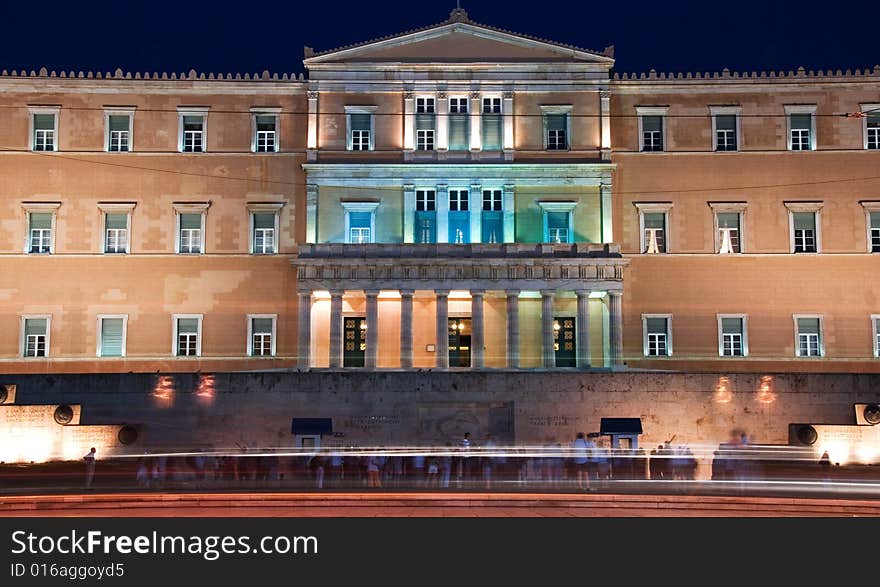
[600,418,646,480]
[291,418,333,449]
[600,417,643,449]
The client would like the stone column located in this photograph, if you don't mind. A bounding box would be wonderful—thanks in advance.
[608,291,624,367]
[541,290,556,368]
[306,184,318,244]
[469,183,482,244]
[329,289,344,368]
[364,290,379,369]
[505,290,520,368]
[576,289,592,369]
[470,91,482,151]
[436,183,449,243]
[436,92,449,151]
[502,91,514,150]
[297,290,313,368]
[403,93,414,150]
[600,89,611,161]
[600,183,613,244]
[399,289,414,369]
[435,290,449,369]
[470,290,485,369]
[403,184,416,243]
[502,184,515,243]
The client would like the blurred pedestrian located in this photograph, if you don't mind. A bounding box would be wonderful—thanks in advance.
[83,447,96,489]
[572,432,590,490]
[819,450,831,491]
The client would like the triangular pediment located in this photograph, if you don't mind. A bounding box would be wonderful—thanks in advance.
[305,11,613,66]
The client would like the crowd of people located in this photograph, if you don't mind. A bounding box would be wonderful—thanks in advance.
[125,432,701,491]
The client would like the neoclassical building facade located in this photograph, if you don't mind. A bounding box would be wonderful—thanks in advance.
[2,8,880,376]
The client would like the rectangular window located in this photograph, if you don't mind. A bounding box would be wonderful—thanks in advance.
[643,212,666,253]
[104,213,128,253]
[415,189,436,244]
[448,189,469,244]
[23,318,48,357]
[448,98,469,151]
[448,189,469,212]
[28,212,53,254]
[415,98,435,151]
[796,317,822,357]
[641,116,664,151]
[98,317,126,357]
[715,114,737,151]
[644,316,670,356]
[482,98,502,151]
[790,114,812,150]
[33,113,56,151]
[252,212,276,254]
[349,113,372,151]
[176,317,201,357]
[481,189,503,244]
[874,316,880,358]
[545,113,568,150]
[717,212,741,253]
[107,114,130,152]
[792,211,817,253]
[250,317,274,357]
[867,114,880,149]
[546,212,569,243]
[870,211,880,253]
[255,115,277,152]
[182,115,205,152]
[720,317,745,357]
[178,213,203,254]
[349,211,372,244]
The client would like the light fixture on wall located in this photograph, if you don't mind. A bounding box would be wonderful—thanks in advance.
[713,375,732,404]
[756,375,776,404]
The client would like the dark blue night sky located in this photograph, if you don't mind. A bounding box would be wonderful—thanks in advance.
[1,0,875,75]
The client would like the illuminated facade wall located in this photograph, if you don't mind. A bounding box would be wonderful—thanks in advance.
[1,9,879,375]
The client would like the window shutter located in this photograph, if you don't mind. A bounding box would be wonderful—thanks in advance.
[178,318,199,334]
[643,212,665,229]
[183,115,203,129]
[869,211,880,227]
[448,114,469,150]
[100,318,124,356]
[350,114,371,132]
[792,212,815,230]
[868,113,880,127]
[105,213,127,229]
[482,115,502,150]
[547,212,568,230]
[30,212,53,229]
[791,114,811,130]
[252,318,273,334]
[642,115,662,132]
[25,318,47,336]
[415,113,435,130]
[349,211,371,228]
[717,212,739,229]
[545,113,566,131]
[34,114,54,129]
[721,317,742,334]
[797,317,820,335]
[108,115,129,131]
[716,115,736,130]
[180,213,202,230]
[253,212,274,229]
[256,115,275,130]
[646,317,667,333]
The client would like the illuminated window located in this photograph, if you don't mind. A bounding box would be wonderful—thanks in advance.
[448,97,469,151]
[538,201,575,243]
[104,213,129,254]
[714,115,737,151]
[481,189,503,243]
[178,213,203,254]
[97,316,127,357]
[415,190,436,243]
[718,315,747,357]
[31,110,58,151]
[789,210,819,253]
[862,105,880,149]
[252,212,276,254]
[641,116,663,151]
[345,106,375,151]
[22,316,49,358]
[178,109,208,152]
[254,115,277,152]
[482,97,502,151]
[415,98,435,151]
[28,212,54,254]
[870,211,880,253]
[544,114,567,150]
[106,113,132,152]
[342,201,379,244]
[643,315,672,356]
[248,315,276,357]
[174,315,202,357]
[716,212,741,253]
[786,105,816,150]
[795,316,823,357]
